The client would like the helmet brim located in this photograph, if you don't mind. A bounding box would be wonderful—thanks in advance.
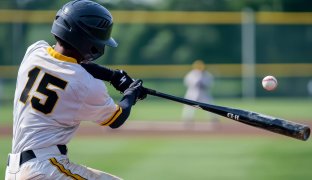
[105,38,118,48]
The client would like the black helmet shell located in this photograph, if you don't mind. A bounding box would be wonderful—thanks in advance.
[51,0,117,61]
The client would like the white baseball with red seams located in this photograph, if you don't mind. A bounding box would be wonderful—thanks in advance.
[262,75,278,91]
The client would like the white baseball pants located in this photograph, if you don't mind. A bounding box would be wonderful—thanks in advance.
[5,146,122,180]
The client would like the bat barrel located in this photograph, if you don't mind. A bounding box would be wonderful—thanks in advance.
[273,123,310,141]
[291,125,310,141]
[234,111,311,141]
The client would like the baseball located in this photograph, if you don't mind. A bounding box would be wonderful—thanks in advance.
[262,75,278,91]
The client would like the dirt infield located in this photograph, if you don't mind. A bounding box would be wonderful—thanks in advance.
[1,120,311,139]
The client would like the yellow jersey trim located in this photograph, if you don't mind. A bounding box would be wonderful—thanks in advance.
[101,105,123,126]
[49,158,87,180]
[47,47,78,64]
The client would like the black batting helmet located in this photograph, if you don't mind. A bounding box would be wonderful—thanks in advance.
[51,0,117,61]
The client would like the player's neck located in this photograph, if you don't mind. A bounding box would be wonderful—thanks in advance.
[54,43,83,63]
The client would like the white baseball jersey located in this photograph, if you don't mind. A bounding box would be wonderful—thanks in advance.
[184,69,214,102]
[12,40,120,154]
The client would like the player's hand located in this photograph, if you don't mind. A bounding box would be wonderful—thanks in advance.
[110,70,134,93]
[124,79,147,104]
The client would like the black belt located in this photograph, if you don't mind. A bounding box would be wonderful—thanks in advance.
[7,145,67,166]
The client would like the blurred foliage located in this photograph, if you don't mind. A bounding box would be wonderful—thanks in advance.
[103,24,241,65]
[0,0,312,65]
[2,0,312,11]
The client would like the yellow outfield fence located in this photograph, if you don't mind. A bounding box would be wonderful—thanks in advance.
[1,10,312,24]
[1,64,312,79]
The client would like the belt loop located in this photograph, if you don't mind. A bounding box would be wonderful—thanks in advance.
[57,145,68,155]
[7,153,21,173]
[20,150,36,165]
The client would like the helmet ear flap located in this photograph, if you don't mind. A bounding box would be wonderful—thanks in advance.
[88,46,105,62]
[91,47,99,54]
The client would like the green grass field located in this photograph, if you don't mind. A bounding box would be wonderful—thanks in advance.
[1,136,312,180]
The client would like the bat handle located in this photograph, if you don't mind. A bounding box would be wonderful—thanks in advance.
[144,87,193,105]
[144,87,157,95]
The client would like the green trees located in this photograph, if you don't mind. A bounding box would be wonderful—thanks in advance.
[0,0,312,65]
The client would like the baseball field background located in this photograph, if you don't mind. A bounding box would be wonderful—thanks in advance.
[1,0,312,179]
[1,99,312,179]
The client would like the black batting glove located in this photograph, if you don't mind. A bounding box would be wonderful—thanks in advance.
[124,79,147,104]
[110,70,134,93]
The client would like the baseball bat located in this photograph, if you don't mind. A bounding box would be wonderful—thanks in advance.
[144,87,310,141]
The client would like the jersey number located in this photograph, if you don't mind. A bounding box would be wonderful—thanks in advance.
[19,67,68,114]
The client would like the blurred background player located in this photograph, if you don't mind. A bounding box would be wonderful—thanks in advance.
[308,79,312,97]
[5,0,145,180]
[181,59,218,127]
[0,79,3,108]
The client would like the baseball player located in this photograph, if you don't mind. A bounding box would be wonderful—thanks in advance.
[181,60,217,124]
[5,1,145,179]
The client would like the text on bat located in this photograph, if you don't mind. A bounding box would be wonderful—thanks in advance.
[227,113,240,120]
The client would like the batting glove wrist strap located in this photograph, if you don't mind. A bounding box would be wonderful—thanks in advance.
[124,79,147,104]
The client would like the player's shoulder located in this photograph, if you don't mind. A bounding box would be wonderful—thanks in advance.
[25,40,50,55]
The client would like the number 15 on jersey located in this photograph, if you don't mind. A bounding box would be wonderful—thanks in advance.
[19,67,68,114]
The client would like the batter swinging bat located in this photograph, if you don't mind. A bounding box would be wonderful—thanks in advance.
[144,88,310,141]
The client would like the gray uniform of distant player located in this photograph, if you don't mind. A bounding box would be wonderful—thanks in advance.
[182,63,214,121]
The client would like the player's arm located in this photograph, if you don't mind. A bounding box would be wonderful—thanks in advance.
[80,62,133,93]
[109,80,145,128]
